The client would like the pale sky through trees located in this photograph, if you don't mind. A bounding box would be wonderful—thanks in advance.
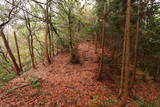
[1,0,95,35]
[0,0,159,34]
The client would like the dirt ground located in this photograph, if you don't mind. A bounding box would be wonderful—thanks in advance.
[0,42,159,107]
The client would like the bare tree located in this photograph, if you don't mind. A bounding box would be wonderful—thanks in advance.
[23,10,36,68]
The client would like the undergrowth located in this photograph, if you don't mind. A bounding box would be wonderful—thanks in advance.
[132,95,160,107]
[0,71,16,84]
[28,76,42,96]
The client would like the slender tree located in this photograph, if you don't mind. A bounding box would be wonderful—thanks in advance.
[0,46,9,63]
[68,8,74,57]
[13,31,23,71]
[0,0,21,75]
[119,0,131,106]
[130,0,141,90]
[44,0,51,64]
[23,11,36,68]
[98,0,106,80]
[0,29,21,75]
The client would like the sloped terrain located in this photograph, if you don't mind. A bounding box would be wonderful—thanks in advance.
[0,42,159,107]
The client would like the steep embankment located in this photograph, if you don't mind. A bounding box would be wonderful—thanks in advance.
[0,42,159,107]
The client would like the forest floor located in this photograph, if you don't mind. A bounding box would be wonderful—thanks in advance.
[0,42,160,107]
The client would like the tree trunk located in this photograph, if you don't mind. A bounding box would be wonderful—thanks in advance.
[44,0,51,64]
[68,9,73,56]
[98,1,106,80]
[24,10,36,68]
[119,0,131,106]
[95,30,98,54]
[27,34,36,68]
[13,31,23,71]
[30,34,35,68]
[0,29,20,75]
[0,46,9,63]
[50,27,54,56]
[119,21,127,97]
[48,25,52,58]
[130,0,140,90]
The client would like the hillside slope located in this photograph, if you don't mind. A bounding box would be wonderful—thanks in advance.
[0,42,159,107]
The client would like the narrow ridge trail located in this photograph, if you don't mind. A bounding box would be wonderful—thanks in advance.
[0,42,159,107]
[0,42,116,107]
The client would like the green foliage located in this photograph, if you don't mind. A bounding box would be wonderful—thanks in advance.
[138,1,160,79]
[0,0,93,78]
[29,77,42,97]
[32,90,42,96]
[29,78,41,89]
[93,0,160,79]
[0,71,16,84]
[140,35,160,56]
[132,96,160,107]
[32,69,39,72]
[101,98,117,104]
[135,98,154,107]
[0,51,16,84]
[136,101,152,107]
[105,98,117,103]
[141,72,148,82]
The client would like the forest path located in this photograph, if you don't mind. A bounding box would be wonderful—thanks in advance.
[0,42,116,107]
[0,42,160,107]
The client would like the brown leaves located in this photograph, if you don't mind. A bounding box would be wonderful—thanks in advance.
[0,42,159,107]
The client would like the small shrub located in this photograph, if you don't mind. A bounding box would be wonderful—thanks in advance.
[100,98,117,107]
[105,98,117,104]
[39,99,46,105]
[32,90,42,96]
[136,100,152,107]
[133,96,154,107]
[89,95,99,105]
[132,95,141,101]
[70,48,80,64]
[0,72,16,84]
[141,72,148,82]
[32,69,39,72]
[29,77,42,97]
[29,78,41,89]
